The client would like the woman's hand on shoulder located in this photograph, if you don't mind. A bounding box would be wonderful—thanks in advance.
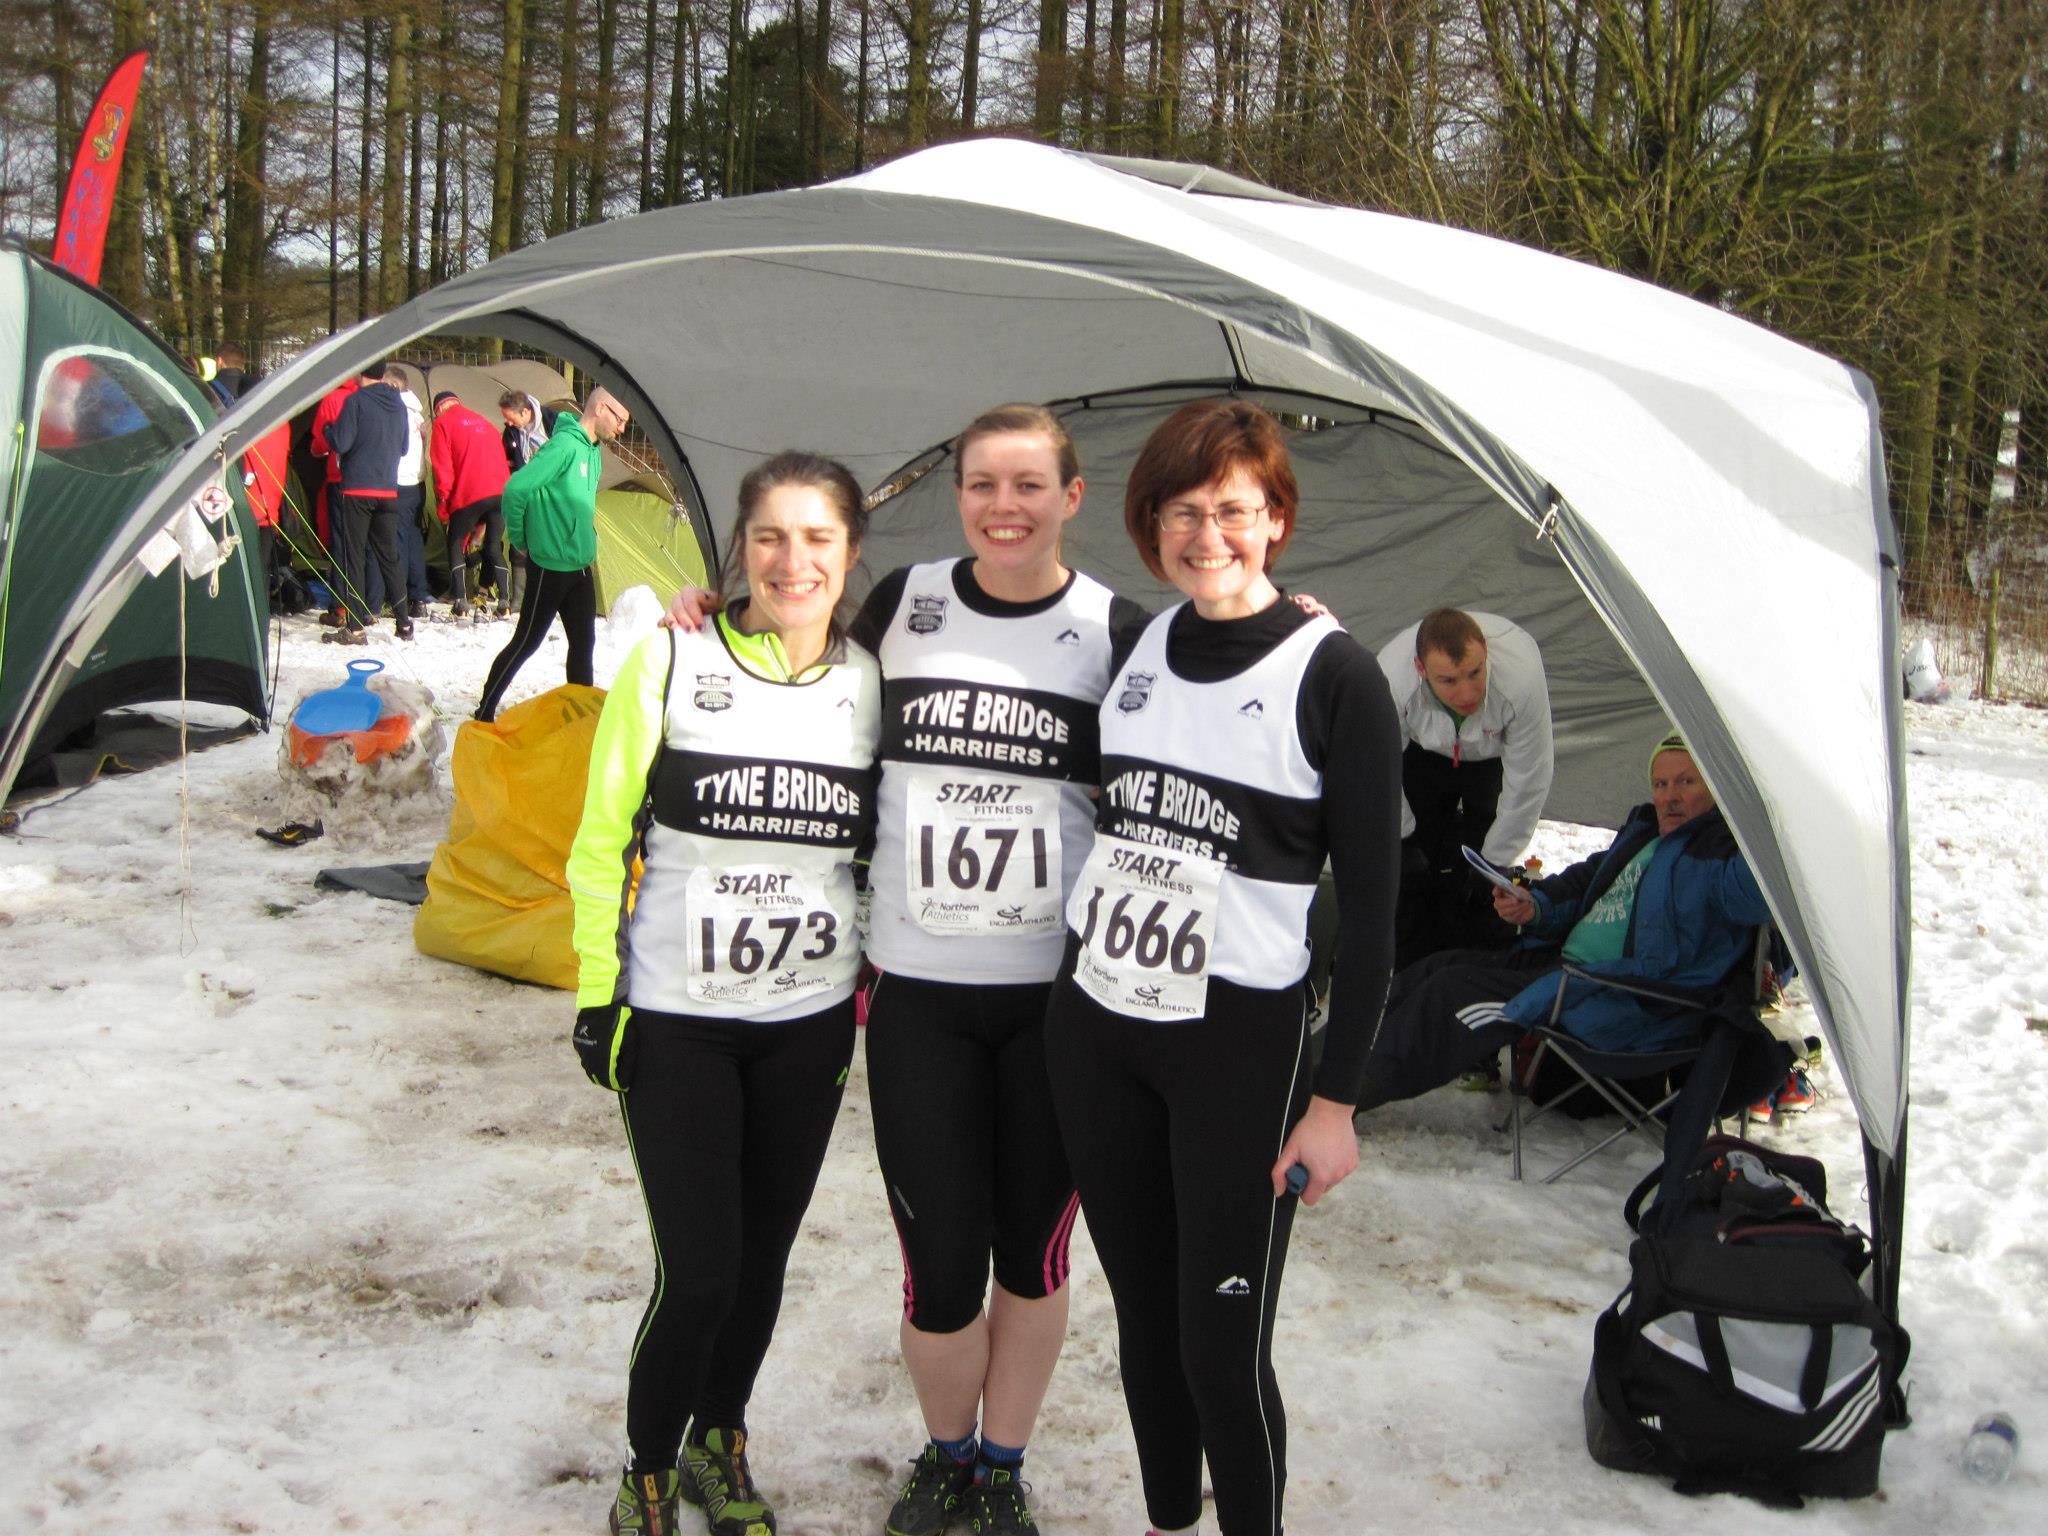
[1272,1093,1361,1206]
[1290,591,1337,622]
[660,586,721,631]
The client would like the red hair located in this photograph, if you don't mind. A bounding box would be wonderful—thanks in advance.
[1123,399,1297,581]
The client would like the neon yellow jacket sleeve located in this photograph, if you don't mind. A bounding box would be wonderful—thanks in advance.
[567,629,675,1008]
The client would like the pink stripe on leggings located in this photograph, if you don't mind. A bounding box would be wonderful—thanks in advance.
[1042,1191,1082,1293]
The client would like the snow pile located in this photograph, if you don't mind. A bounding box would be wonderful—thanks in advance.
[278,668,448,806]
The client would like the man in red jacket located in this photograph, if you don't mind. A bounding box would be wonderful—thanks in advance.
[429,391,512,620]
[240,422,294,607]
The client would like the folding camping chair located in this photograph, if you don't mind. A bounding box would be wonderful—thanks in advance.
[1504,930,1792,1185]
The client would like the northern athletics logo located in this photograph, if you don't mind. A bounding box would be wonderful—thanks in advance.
[1215,1275,1252,1296]
[1054,627,1081,646]
[1237,698,1265,718]
[1116,670,1156,714]
[693,672,734,712]
[907,593,948,636]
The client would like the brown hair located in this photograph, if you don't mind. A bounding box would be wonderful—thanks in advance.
[497,388,529,413]
[954,403,1080,487]
[1415,607,1486,664]
[719,451,870,657]
[1122,399,1298,581]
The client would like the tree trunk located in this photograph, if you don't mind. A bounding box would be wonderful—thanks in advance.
[49,0,77,233]
[551,0,581,234]
[724,0,743,195]
[1105,0,1125,138]
[511,4,536,247]
[812,0,834,176]
[905,1,934,147]
[587,0,619,222]
[329,15,341,333]
[379,14,413,310]
[223,0,273,356]
[640,0,659,208]
[490,0,528,261]
[1152,0,1181,156]
[855,0,869,169]
[963,0,982,133]
[431,0,457,282]
[1035,1,1066,141]
[357,14,374,322]
[195,0,226,345]
[794,1,811,171]
[407,19,425,298]
[1078,0,1097,144]
[97,0,152,309]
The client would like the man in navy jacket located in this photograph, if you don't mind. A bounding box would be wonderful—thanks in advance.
[325,361,413,641]
[1356,732,1770,1111]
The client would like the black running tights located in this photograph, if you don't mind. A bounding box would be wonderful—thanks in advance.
[1044,969,1312,1536]
[475,562,595,720]
[617,1003,854,1469]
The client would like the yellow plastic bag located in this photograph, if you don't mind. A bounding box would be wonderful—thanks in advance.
[413,685,609,990]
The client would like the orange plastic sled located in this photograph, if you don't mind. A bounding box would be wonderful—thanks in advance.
[287,710,415,768]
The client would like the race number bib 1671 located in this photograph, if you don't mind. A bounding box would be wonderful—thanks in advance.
[685,863,841,1010]
[905,771,1064,937]
[1070,834,1224,1020]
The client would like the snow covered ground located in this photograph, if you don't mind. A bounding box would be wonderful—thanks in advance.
[3,604,2044,1533]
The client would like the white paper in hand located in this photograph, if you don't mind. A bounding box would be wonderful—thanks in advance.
[1461,845,1523,892]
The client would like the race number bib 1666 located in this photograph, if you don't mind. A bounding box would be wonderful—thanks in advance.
[905,771,1064,937]
[685,863,841,1010]
[1070,834,1224,1020]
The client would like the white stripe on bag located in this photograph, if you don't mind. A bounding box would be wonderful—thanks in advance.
[1802,1365,1881,1451]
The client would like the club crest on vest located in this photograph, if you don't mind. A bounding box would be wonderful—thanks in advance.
[693,672,734,712]
[907,593,948,635]
[1116,670,1157,714]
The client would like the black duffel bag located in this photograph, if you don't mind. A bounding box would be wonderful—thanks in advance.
[1583,1134,1910,1507]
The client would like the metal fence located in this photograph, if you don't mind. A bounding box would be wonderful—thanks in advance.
[1901,521,2048,703]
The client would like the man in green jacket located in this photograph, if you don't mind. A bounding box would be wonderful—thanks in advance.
[474,387,631,721]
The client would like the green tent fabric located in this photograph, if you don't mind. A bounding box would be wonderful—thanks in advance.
[593,477,708,609]
[0,243,270,796]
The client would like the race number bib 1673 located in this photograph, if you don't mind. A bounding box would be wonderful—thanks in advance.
[1070,834,1224,1020]
[685,863,841,1010]
[905,771,1064,937]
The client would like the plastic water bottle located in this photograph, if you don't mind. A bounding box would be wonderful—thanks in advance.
[1962,1412,2019,1486]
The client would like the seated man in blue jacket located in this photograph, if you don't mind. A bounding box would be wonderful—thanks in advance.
[1356,731,1770,1112]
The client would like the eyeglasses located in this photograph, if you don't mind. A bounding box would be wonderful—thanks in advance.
[1156,501,1269,534]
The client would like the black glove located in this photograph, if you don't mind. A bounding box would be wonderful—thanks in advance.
[573,1003,636,1090]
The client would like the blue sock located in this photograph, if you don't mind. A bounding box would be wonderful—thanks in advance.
[933,1430,978,1465]
[976,1436,1025,1482]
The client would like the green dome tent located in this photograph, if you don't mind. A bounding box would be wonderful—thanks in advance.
[0,243,270,797]
[594,464,708,609]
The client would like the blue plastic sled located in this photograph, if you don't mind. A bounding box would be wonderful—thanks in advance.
[294,659,388,736]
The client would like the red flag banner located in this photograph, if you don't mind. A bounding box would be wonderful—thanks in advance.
[53,50,150,286]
